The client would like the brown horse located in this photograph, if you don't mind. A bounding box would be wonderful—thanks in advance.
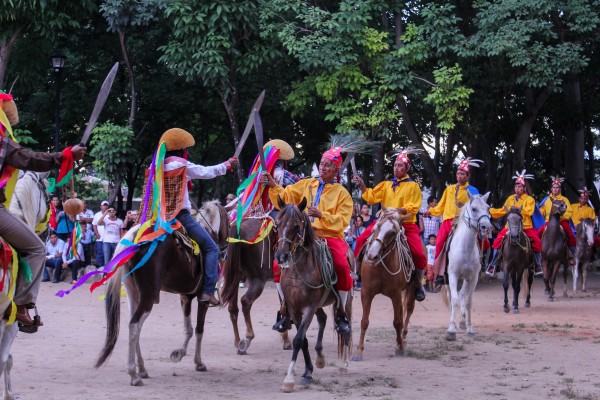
[573,218,595,294]
[351,209,415,361]
[500,206,533,313]
[220,216,291,354]
[95,201,229,386]
[541,199,569,301]
[275,197,352,393]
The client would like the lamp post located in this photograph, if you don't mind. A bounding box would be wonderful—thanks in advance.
[51,51,65,153]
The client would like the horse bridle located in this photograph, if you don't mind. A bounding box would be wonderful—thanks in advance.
[462,204,491,232]
[507,211,529,250]
[277,214,306,255]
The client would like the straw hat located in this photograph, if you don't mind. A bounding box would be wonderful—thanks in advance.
[265,139,294,160]
[159,128,195,151]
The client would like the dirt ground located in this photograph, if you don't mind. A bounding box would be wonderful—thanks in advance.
[9,270,600,400]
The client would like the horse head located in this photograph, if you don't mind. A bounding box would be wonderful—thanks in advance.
[464,191,492,237]
[550,199,567,216]
[366,208,411,262]
[275,196,311,267]
[578,218,595,248]
[505,206,523,239]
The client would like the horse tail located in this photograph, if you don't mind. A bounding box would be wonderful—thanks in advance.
[95,266,124,368]
[441,285,450,310]
[221,240,241,308]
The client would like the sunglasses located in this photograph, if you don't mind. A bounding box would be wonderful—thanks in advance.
[108,210,116,213]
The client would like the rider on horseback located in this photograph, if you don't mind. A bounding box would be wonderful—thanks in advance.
[537,176,576,264]
[426,158,485,288]
[0,92,86,330]
[263,144,354,334]
[160,128,238,306]
[353,146,428,302]
[571,187,600,247]
[486,170,543,276]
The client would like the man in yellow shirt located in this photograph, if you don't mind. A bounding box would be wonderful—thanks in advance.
[571,187,600,247]
[427,158,484,286]
[537,176,576,252]
[486,170,543,276]
[263,145,353,334]
[353,147,427,301]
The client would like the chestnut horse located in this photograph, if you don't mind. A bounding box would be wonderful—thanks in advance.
[500,206,533,313]
[541,199,569,301]
[573,218,594,294]
[275,197,352,393]
[352,209,415,361]
[95,201,228,386]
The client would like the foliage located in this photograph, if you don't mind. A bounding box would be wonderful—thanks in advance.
[100,0,166,33]
[89,122,136,184]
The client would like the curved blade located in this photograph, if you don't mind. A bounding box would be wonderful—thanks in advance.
[234,90,266,158]
[340,152,355,176]
[254,111,267,171]
[80,62,120,146]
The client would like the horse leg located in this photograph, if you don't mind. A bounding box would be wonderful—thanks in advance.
[391,290,405,356]
[463,273,478,337]
[446,274,459,341]
[0,323,18,400]
[128,297,152,386]
[227,286,242,352]
[282,313,314,393]
[170,295,193,362]
[193,299,209,371]
[502,266,510,313]
[543,259,551,296]
[314,308,327,368]
[352,289,373,361]
[237,278,266,354]
[582,261,588,292]
[562,261,569,298]
[459,281,468,330]
[512,270,521,314]
[299,335,313,387]
[525,268,533,308]
[572,261,579,294]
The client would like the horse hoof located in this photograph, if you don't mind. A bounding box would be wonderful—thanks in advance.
[138,370,149,379]
[548,297,554,302]
[459,321,467,330]
[130,377,144,386]
[338,367,348,374]
[513,309,520,314]
[237,339,251,353]
[544,290,550,296]
[196,363,207,372]
[282,382,295,393]
[170,349,185,362]
[299,376,313,386]
[503,306,510,313]
[315,357,326,369]
[466,332,476,338]
[583,289,587,292]
[563,293,569,298]
[446,331,457,341]
[395,349,405,357]
[282,341,292,351]
[525,302,530,308]
[351,354,364,362]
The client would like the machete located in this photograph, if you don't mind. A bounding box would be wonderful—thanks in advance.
[234,90,266,158]
[254,111,267,171]
[339,152,355,176]
[79,62,120,146]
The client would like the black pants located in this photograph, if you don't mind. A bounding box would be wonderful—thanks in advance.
[69,260,85,281]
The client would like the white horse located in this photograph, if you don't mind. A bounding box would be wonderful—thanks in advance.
[444,192,491,341]
[573,218,595,294]
[0,171,49,399]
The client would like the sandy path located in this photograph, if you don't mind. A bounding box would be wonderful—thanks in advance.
[8,272,600,400]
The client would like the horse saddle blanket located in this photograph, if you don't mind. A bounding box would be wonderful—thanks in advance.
[172,227,200,256]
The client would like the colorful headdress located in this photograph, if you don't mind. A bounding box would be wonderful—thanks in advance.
[579,187,590,198]
[457,157,483,174]
[550,175,564,188]
[512,169,534,186]
[322,133,373,169]
[392,145,424,171]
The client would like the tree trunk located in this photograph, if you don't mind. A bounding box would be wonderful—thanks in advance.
[220,89,243,182]
[563,74,585,200]
[119,30,137,130]
[0,28,23,90]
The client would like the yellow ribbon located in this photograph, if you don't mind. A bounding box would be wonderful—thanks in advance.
[227,219,274,244]
[1,243,20,325]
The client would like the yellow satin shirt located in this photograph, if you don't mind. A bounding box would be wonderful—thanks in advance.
[361,175,421,224]
[429,183,475,221]
[539,194,572,222]
[571,203,596,228]
[490,193,536,229]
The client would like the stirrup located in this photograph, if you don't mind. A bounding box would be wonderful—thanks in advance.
[272,312,289,333]
[415,286,426,302]
[485,265,496,276]
[534,265,543,276]
[335,315,350,334]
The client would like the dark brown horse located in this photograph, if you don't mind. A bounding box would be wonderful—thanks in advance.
[95,201,229,386]
[275,197,352,393]
[573,218,595,294]
[351,209,415,361]
[500,206,533,313]
[220,216,291,354]
[541,199,569,301]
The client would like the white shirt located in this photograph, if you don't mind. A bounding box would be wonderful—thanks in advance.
[46,239,65,257]
[62,242,84,263]
[92,211,106,241]
[103,218,123,243]
[77,208,95,230]
[164,157,228,211]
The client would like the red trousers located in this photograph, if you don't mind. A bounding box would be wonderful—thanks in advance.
[537,220,576,247]
[493,227,542,252]
[272,238,353,291]
[354,222,375,258]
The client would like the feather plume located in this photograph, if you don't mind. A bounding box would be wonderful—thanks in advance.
[325,132,377,155]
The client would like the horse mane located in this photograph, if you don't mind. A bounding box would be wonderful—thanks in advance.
[279,203,317,245]
[9,171,47,230]
[198,199,222,236]
[507,206,522,216]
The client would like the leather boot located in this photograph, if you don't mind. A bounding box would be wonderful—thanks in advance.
[533,252,543,276]
[200,293,220,307]
[415,269,426,302]
[486,249,499,276]
[334,290,351,334]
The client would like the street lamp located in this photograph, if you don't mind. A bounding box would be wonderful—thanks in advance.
[51,51,65,153]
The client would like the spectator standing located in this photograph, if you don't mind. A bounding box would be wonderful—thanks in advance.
[122,210,138,233]
[420,196,442,243]
[97,205,123,264]
[347,216,365,251]
[80,223,93,267]
[48,195,60,233]
[43,233,65,283]
[76,200,94,231]
[92,200,109,268]
[62,239,84,284]
[359,204,375,228]
[55,205,76,242]
[425,234,437,292]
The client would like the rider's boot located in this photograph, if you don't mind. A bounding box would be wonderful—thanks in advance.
[486,249,499,276]
[334,290,351,334]
[4,303,43,332]
[272,283,290,333]
[533,252,543,276]
[415,269,426,302]
[568,246,576,267]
